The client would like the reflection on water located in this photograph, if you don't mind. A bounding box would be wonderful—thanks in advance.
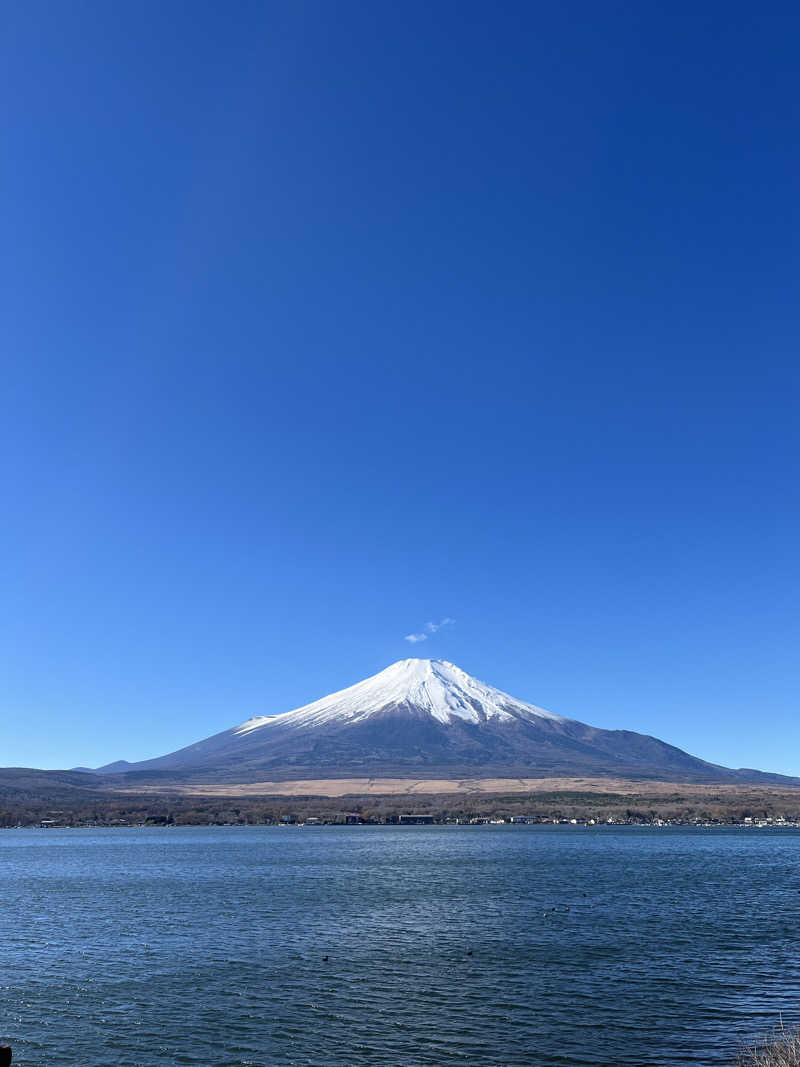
[2,826,799,1065]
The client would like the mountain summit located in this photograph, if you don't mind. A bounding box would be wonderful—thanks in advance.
[236,658,565,734]
[97,658,793,786]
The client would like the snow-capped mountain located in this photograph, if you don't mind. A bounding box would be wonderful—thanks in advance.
[96,659,792,785]
[236,658,565,734]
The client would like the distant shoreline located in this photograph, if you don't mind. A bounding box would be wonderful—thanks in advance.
[9,821,800,831]
[3,775,800,830]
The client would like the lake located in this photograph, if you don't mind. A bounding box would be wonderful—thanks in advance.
[2,826,799,1065]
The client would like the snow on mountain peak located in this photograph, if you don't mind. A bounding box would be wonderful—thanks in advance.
[234,658,565,735]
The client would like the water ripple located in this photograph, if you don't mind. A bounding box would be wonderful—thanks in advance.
[1,826,799,1065]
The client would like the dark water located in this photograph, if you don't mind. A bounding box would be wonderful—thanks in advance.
[2,826,800,1066]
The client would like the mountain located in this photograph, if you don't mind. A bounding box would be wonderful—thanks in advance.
[95,659,796,786]
[0,768,114,803]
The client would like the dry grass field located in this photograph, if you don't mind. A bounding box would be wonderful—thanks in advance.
[122,776,800,800]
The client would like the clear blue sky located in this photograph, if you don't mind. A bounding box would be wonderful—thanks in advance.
[2,2,798,773]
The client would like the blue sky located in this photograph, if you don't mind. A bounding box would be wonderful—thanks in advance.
[2,2,798,773]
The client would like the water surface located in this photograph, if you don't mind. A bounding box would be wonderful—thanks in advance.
[2,826,799,1065]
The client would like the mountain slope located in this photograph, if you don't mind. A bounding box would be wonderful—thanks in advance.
[93,657,797,785]
[95,659,796,786]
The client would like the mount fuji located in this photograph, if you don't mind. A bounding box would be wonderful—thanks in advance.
[96,659,794,786]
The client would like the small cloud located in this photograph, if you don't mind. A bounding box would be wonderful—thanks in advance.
[404,618,454,643]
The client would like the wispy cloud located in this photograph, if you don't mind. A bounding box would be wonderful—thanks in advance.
[404,618,455,643]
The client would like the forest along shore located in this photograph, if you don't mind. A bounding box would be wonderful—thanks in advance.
[2,776,800,828]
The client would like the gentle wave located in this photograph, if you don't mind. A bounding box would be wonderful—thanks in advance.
[2,826,799,1065]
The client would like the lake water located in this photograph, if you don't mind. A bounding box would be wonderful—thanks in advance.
[2,826,800,1066]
